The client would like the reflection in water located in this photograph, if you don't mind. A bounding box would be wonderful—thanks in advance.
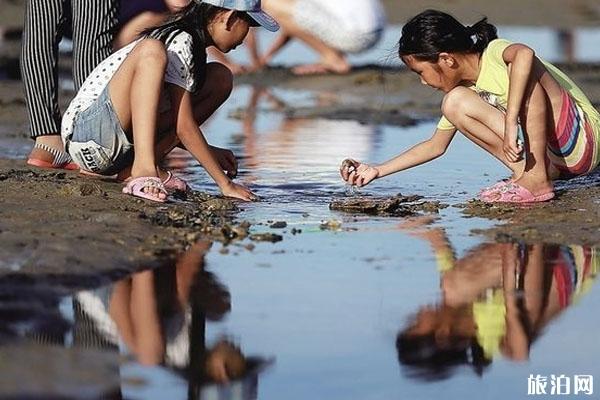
[3,242,271,399]
[395,220,599,382]
[72,240,271,399]
[165,86,380,204]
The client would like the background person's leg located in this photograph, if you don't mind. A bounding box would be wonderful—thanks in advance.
[261,0,350,74]
[71,0,119,90]
[21,0,74,168]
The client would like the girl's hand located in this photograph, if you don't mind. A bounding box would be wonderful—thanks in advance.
[352,163,380,187]
[211,146,238,178]
[503,120,524,163]
[220,181,258,202]
[340,159,379,187]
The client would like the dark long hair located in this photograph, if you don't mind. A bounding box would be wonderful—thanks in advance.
[141,1,225,90]
[398,9,498,62]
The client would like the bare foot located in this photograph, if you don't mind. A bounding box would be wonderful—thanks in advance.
[513,175,554,196]
[292,60,351,76]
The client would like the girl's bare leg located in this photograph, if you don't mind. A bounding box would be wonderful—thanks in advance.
[107,39,168,198]
[442,87,526,178]
[114,62,234,180]
[156,63,234,159]
[513,81,555,195]
[443,85,560,195]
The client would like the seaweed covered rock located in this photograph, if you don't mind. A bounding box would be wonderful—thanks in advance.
[330,194,447,216]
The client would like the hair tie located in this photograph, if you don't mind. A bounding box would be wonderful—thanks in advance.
[465,25,477,43]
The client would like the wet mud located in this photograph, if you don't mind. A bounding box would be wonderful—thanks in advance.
[0,160,252,287]
[460,184,600,245]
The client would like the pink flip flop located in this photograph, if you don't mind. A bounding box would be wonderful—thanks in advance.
[122,176,168,202]
[480,182,554,204]
[478,178,514,199]
[162,170,189,192]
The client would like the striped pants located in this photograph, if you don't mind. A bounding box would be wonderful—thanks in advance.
[20,0,119,138]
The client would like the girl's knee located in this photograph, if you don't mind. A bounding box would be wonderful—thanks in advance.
[206,62,233,96]
[441,87,476,123]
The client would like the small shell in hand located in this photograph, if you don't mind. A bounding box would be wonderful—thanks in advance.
[341,158,359,174]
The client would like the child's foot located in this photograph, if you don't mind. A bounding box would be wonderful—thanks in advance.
[481,179,554,203]
[117,168,188,192]
[292,58,351,75]
[122,176,168,202]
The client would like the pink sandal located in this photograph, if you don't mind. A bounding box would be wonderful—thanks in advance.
[478,178,514,199]
[481,182,555,204]
[162,171,189,192]
[122,177,168,202]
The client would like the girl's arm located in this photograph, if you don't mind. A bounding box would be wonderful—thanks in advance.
[502,43,536,162]
[377,128,456,177]
[168,85,256,201]
[164,0,191,12]
[342,128,456,186]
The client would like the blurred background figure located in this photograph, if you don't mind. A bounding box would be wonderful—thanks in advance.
[257,0,386,74]
[114,0,190,49]
[211,0,386,75]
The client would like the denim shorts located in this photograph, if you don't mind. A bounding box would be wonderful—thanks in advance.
[67,87,133,175]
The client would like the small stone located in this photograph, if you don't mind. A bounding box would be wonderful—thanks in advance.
[270,221,287,229]
[249,233,283,243]
[320,219,342,231]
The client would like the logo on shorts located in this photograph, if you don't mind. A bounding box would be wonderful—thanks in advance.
[69,140,111,173]
[81,147,101,172]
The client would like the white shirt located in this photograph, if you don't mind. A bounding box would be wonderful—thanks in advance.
[318,0,386,34]
[62,31,198,142]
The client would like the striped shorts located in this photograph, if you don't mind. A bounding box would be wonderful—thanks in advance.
[547,90,600,177]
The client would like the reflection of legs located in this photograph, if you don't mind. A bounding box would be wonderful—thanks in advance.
[442,87,526,179]
[108,39,167,198]
[261,0,350,74]
[110,271,164,365]
[500,243,529,361]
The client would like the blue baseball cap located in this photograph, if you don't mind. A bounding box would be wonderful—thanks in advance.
[201,0,279,32]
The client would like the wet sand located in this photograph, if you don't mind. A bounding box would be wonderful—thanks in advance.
[0,159,257,289]
[461,179,600,245]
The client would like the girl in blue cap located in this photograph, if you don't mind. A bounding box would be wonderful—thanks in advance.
[61,0,278,202]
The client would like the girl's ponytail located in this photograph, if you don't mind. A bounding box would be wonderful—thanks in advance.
[398,10,498,62]
[467,18,498,53]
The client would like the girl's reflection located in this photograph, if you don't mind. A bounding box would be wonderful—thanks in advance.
[395,218,599,381]
[73,240,263,397]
